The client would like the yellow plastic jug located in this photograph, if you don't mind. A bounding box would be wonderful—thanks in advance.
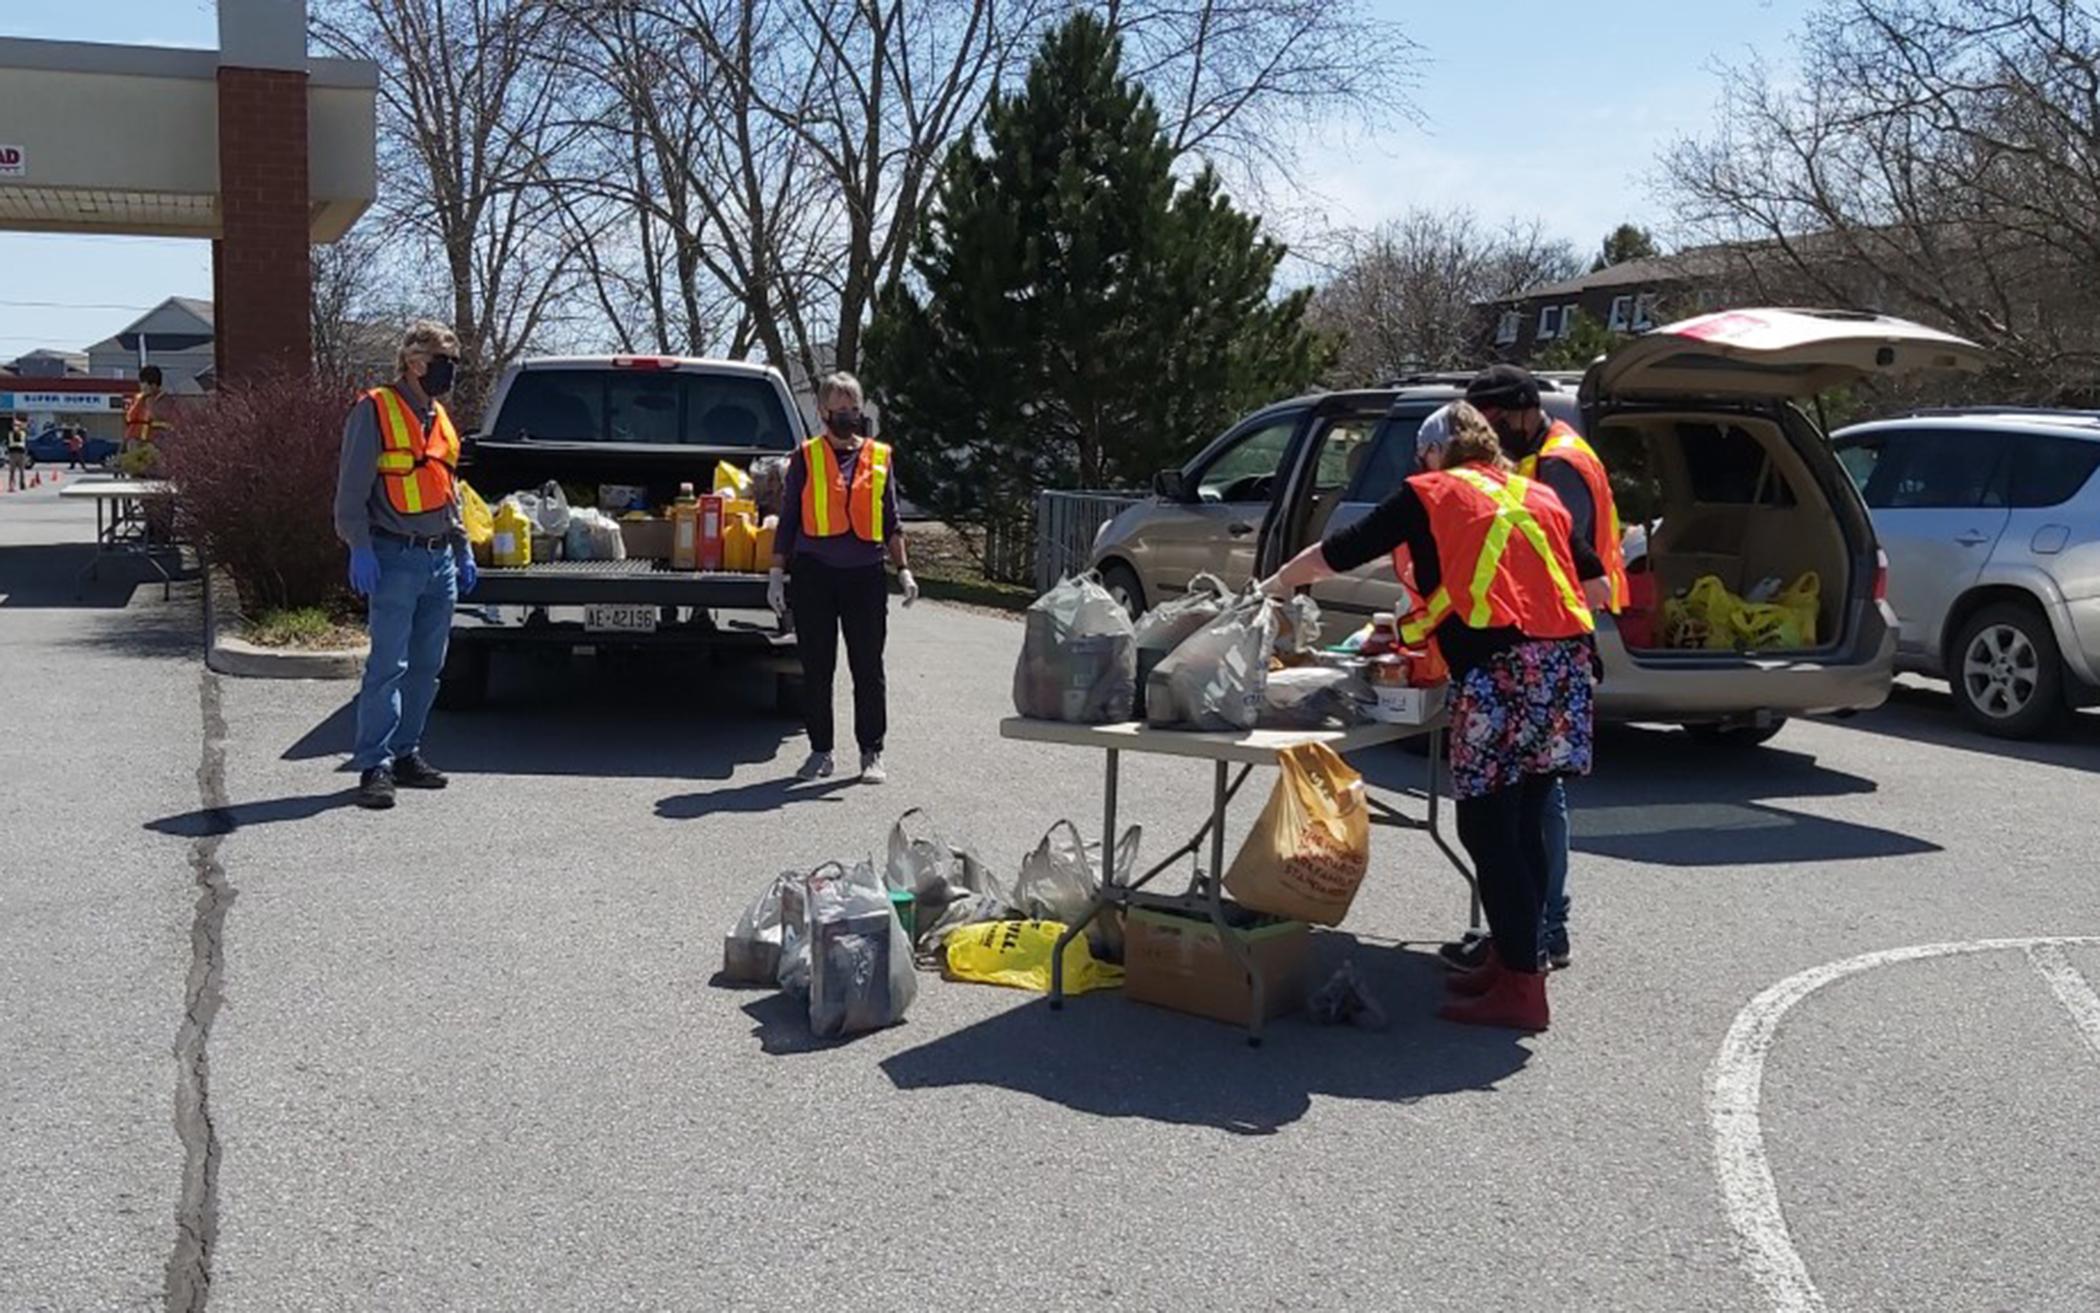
[491,501,533,568]
[753,518,777,568]
[723,513,758,573]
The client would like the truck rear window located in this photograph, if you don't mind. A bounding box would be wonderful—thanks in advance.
[490,370,797,449]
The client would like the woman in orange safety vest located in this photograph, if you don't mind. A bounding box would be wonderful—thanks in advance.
[768,371,917,785]
[1260,402,1600,1032]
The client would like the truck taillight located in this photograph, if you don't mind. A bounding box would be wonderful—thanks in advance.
[1873,549,1889,603]
[613,355,670,370]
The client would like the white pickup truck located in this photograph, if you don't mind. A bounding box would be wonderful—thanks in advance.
[441,354,805,709]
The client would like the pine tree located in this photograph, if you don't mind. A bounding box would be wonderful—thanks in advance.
[864,13,1332,532]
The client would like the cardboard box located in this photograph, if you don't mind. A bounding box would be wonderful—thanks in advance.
[620,517,673,560]
[1124,905,1310,1026]
[1368,682,1446,725]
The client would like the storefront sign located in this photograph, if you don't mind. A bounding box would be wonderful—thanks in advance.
[0,146,23,178]
[0,391,127,414]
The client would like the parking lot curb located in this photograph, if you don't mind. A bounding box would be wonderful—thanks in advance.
[202,569,367,680]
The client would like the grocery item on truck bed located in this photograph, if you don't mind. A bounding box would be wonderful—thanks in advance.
[460,480,495,565]
[563,508,627,562]
[598,483,647,513]
[1012,574,1137,723]
[747,456,789,518]
[491,500,532,567]
[620,514,673,560]
[713,460,750,496]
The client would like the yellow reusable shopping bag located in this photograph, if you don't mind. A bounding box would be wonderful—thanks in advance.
[943,919,1124,994]
[1222,742,1371,926]
[459,480,495,546]
[714,460,752,496]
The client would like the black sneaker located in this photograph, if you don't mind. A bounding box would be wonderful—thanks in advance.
[357,766,397,810]
[1438,934,1493,970]
[1544,928,1572,971]
[391,752,449,790]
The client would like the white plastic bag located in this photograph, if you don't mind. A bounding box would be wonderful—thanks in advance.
[1260,665,1371,729]
[530,480,572,537]
[1013,575,1137,723]
[1015,820,1139,962]
[886,809,1017,956]
[722,871,800,984]
[805,860,918,1037]
[1147,594,1277,731]
[564,507,627,562]
[1132,572,1230,653]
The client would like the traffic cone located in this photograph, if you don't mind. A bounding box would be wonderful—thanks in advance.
[31,471,40,487]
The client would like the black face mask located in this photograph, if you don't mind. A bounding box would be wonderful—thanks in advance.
[824,408,863,438]
[423,356,457,398]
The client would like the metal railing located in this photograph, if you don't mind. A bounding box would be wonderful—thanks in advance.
[1032,488,1147,593]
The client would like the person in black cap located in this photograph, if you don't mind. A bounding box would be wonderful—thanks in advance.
[1448,364,1628,973]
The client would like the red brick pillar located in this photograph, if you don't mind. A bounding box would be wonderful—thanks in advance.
[215,66,313,380]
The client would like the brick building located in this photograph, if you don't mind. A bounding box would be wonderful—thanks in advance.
[0,1,376,382]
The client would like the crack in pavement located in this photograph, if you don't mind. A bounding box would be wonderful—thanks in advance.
[167,669,235,1313]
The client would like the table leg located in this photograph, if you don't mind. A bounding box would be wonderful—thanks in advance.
[1053,748,1124,1013]
[1201,759,1265,1047]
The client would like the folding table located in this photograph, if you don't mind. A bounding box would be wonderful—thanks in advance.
[996,709,1475,1044]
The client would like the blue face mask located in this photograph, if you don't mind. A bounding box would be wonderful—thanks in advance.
[423,355,457,398]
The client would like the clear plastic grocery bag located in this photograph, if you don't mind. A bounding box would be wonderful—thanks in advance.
[1013,574,1137,723]
[721,870,802,985]
[1015,819,1139,962]
[1132,572,1230,654]
[1146,593,1278,730]
[805,860,919,1037]
[1260,666,1372,730]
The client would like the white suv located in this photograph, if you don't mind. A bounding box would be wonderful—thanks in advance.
[1833,410,2100,737]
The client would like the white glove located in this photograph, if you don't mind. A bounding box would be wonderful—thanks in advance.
[898,568,919,607]
[767,566,786,615]
[1257,572,1290,598]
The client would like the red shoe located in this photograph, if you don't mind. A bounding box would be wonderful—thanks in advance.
[1445,954,1505,997]
[1438,968,1549,1031]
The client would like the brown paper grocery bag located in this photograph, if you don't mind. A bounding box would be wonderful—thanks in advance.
[1222,742,1371,925]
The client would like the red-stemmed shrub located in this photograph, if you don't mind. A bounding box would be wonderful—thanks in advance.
[159,371,365,614]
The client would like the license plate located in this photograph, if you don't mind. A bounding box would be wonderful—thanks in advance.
[585,603,657,634]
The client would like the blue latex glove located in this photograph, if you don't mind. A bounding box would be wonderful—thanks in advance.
[455,549,478,597]
[348,545,382,597]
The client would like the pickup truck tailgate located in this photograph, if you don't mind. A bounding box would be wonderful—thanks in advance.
[469,559,772,608]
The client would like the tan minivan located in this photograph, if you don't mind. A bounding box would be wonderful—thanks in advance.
[1088,309,1989,744]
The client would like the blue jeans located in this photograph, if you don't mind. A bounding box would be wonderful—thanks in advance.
[1539,776,1571,946]
[352,540,457,771]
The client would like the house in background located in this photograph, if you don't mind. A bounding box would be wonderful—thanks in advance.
[1478,249,1737,364]
[84,296,216,393]
[7,348,89,378]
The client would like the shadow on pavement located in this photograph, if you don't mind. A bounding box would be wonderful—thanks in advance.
[0,541,171,610]
[281,654,796,782]
[879,939,1528,1135]
[1353,722,1938,867]
[657,775,852,818]
[146,790,360,838]
[1813,681,2100,775]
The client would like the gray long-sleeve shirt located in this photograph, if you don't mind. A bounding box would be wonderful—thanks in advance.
[333,383,463,551]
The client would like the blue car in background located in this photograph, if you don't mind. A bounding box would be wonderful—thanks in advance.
[24,427,119,467]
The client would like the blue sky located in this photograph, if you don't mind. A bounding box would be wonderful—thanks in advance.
[0,0,1816,358]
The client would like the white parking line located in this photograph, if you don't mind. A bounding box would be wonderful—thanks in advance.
[1709,936,2100,1313]
[2027,944,2100,1060]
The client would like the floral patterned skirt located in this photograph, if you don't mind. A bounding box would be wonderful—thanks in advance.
[1446,638,1595,800]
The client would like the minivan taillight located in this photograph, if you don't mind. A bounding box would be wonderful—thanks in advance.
[1873,548,1889,603]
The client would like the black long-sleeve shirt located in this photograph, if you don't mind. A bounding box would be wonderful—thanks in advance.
[1320,470,1602,677]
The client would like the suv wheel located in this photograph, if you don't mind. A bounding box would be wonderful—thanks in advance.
[1952,602,2066,738]
[1100,562,1146,618]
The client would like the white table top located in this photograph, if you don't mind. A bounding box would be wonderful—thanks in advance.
[59,478,174,499]
[998,715,1433,765]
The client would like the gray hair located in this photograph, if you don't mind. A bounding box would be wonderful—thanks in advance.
[397,319,461,374]
[816,371,863,408]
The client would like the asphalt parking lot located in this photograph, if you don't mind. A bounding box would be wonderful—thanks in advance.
[4,480,2099,1312]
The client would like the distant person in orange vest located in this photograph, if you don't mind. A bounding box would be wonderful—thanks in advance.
[769,371,916,784]
[1262,403,1599,1032]
[1458,365,1626,974]
[5,419,26,491]
[123,365,172,458]
[333,320,477,811]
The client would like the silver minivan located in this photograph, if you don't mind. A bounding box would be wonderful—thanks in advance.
[1089,309,1989,743]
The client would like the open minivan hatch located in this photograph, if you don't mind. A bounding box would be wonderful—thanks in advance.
[1582,308,1988,666]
